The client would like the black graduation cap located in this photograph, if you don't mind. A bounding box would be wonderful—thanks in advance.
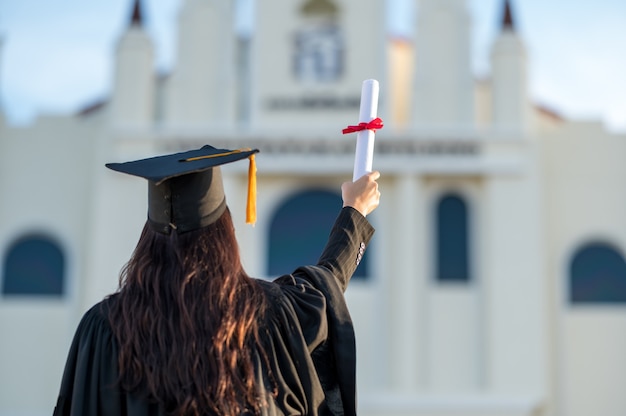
[106,145,259,234]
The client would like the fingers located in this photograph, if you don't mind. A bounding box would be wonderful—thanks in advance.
[341,171,381,216]
[367,170,381,181]
[355,171,380,183]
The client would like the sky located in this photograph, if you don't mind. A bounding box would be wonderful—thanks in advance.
[0,0,625,132]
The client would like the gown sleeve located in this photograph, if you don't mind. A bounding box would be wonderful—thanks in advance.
[312,206,375,292]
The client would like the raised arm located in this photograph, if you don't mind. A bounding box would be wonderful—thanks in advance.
[315,172,380,291]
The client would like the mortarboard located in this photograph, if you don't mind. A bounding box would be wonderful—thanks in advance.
[106,145,259,234]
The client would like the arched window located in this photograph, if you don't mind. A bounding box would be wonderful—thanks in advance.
[436,194,470,282]
[2,234,65,296]
[268,189,368,279]
[570,242,626,304]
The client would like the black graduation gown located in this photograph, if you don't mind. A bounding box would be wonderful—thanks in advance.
[53,207,375,416]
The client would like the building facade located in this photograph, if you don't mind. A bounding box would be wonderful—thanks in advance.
[1,1,626,415]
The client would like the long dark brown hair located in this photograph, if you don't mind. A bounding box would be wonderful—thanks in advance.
[107,208,269,415]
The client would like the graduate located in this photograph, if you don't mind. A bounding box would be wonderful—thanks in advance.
[53,144,380,415]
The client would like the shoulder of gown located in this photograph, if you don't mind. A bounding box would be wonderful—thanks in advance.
[53,297,162,416]
[53,300,118,416]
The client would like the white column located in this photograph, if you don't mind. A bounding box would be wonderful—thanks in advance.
[0,36,5,125]
[483,154,546,396]
[111,27,155,128]
[386,174,426,391]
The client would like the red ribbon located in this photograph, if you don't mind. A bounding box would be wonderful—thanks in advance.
[342,117,384,134]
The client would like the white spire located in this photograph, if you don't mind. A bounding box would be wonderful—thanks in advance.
[110,0,155,128]
[490,0,530,136]
[0,35,4,123]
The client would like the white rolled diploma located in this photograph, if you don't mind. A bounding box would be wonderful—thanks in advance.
[353,79,380,182]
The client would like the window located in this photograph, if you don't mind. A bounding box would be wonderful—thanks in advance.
[294,25,343,83]
[436,194,470,282]
[570,242,626,304]
[295,0,343,83]
[2,234,65,296]
[268,189,368,279]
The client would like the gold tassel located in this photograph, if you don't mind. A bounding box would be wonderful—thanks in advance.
[246,154,257,225]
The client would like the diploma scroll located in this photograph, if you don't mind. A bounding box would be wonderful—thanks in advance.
[352,79,380,182]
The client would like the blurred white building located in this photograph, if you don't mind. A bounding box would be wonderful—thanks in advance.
[1,0,626,415]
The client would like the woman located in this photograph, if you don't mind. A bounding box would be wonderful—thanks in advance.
[53,145,380,415]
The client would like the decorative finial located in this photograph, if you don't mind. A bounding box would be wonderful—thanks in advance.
[502,0,515,31]
[131,0,143,26]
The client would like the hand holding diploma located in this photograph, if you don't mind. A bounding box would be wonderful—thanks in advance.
[342,171,381,217]
[343,79,383,182]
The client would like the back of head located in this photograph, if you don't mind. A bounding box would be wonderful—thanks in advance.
[120,206,243,298]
